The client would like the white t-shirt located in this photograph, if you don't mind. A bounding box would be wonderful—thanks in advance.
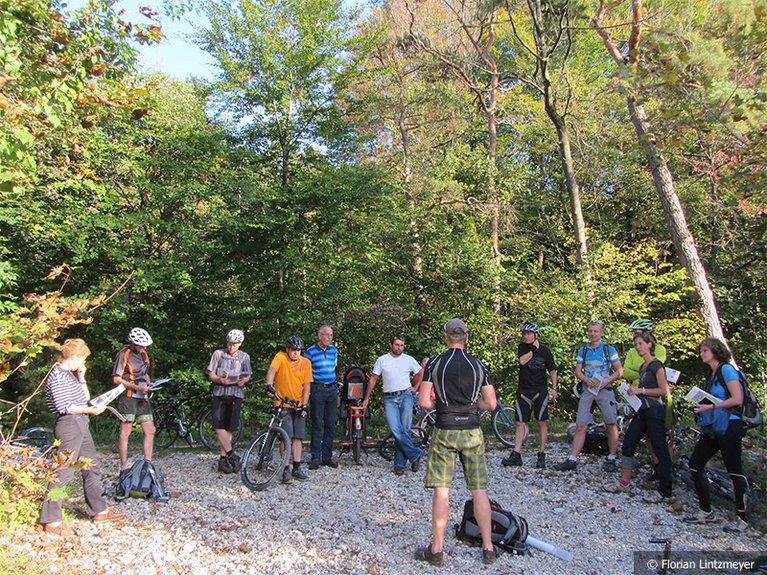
[372,353,422,393]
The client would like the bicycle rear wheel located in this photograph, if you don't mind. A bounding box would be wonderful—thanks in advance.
[490,405,517,448]
[198,407,244,451]
[241,426,290,491]
[416,409,436,438]
[378,427,428,462]
[154,404,180,449]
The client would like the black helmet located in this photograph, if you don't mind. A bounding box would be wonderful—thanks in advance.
[285,336,305,350]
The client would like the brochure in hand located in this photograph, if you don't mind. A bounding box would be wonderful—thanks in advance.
[585,374,601,396]
[89,383,126,407]
[664,367,681,384]
[685,386,721,406]
[617,382,642,412]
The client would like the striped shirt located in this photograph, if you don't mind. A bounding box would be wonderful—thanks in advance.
[45,365,89,415]
[206,349,252,398]
[304,343,338,384]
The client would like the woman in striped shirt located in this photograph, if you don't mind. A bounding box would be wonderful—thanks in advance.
[39,338,124,535]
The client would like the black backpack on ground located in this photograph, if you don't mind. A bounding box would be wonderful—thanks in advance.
[566,423,609,455]
[455,498,529,555]
[114,459,170,503]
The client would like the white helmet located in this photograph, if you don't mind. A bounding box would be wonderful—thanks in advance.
[227,329,245,343]
[128,327,153,347]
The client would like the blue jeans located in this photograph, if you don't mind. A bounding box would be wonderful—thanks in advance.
[310,383,338,462]
[383,391,421,468]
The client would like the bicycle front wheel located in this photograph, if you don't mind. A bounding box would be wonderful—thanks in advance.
[241,426,290,491]
[353,435,362,464]
[154,405,180,449]
[198,407,244,451]
[491,405,517,448]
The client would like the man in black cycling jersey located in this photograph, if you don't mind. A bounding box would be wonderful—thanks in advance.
[501,320,558,469]
[415,319,498,566]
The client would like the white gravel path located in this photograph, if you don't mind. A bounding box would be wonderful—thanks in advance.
[6,441,765,575]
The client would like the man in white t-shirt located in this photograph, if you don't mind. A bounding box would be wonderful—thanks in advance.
[363,335,423,474]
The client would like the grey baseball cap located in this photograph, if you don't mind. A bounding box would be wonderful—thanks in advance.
[444,318,468,335]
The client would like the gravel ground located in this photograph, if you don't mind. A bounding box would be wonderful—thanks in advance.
[5,441,765,575]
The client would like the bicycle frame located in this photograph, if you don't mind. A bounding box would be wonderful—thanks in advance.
[240,386,298,491]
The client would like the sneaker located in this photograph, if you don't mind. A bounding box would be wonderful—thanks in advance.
[604,481,632,494]
[482,546,499,565]
[414,545,444,567]
[321,459,339,469]
[555,458,577,471]
[218,455,234,474]
[228,452,241,473]
[92,508,125,523]
[43,523,76,536]
[394,466,406,476]
[501,451,523,467]
[535,452,546,469]
[683,509,716,524]
[292,466,309,481]
[603,458,618,472]
[308,460,321,470]
[281,466,292,484]
[642,492,674,504]
[411,454,422,472]
[723,518,749,534]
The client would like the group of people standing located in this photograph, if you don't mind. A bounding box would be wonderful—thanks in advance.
[496,317,751,541]
[38,317,752,561]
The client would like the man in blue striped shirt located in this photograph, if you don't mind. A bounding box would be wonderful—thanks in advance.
[305,325,339,469]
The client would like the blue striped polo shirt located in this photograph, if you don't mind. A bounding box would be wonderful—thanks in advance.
[304,343,338,384]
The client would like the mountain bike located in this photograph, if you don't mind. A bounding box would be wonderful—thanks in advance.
[489,402,522,448]
[151,378,243,451]
[240,385,297,491]
[9,427,55,451]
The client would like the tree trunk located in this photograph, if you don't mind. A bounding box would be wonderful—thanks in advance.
[398,110,428,326]
[526,0,590,278]
[547,105,590,276]
[594,0,725,340]
[626,96,724,339]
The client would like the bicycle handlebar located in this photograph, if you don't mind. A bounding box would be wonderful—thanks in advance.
[265,385,301,408]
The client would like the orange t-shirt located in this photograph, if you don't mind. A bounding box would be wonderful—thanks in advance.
[269,351,312,405]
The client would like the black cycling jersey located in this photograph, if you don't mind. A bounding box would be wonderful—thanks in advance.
[423,348,491,430]
[517,342,556,390]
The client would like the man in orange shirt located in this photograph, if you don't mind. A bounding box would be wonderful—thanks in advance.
[265,336,313,484]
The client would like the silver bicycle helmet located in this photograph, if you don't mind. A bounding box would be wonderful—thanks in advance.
[227,329,245,343]
[629,318,655,332]
[521,320,539,334]
[285,335,305,350]
[128,327,153,347]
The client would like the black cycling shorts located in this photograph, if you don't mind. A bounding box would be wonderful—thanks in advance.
[514,387,550,422]
[211,396,242,431]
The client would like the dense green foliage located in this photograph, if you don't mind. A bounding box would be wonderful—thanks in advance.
[1,0,765,430]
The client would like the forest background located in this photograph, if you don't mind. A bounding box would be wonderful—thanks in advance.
[1,0,766,427]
